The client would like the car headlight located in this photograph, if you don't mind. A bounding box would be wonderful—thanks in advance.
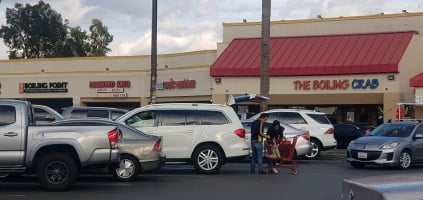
[380,142,400,149]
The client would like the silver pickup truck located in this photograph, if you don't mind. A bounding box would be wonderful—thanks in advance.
[0,100,120,191]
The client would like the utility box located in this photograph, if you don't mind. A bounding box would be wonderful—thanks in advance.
[341,173,423,200]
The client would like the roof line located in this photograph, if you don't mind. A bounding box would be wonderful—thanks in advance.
[224,12,423,27]
[230,31,418,40]
[0,50,217,63]
[0,65,210,76]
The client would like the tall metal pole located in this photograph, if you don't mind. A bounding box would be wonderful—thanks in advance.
[260,0,270,112]
[150,0,158,104]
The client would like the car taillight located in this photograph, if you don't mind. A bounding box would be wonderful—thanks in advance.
[108,128,119,148]
[301,132,310,141]
[234,128,246,138]
[324,128,334,135]
[153,138,162,151]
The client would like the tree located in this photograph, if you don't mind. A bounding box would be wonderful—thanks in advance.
[0,1,67,59]
[0,1,113,59]
[89,19,113,56]
[57,25,90,57]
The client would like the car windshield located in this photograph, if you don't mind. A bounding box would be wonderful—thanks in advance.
[368,123,416,137]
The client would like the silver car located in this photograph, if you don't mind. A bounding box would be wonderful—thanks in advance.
[242,121,312,157]
[52,118,165,181]
[347,121,423,169]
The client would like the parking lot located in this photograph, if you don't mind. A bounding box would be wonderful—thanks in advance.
[2,150,423,200]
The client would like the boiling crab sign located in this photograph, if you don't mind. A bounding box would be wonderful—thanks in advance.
[293,79,379,90]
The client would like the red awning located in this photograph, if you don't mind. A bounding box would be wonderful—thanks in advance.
[210,31,415,77]
[410,73,423,87]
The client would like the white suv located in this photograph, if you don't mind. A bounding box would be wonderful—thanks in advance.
[115,103,249,174]
[248,109,336,159]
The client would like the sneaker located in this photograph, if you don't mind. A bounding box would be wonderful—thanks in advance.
[272,168,279,174]
[258,170,266,174]
[250,170,255,174]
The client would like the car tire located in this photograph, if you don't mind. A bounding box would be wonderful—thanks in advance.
[37,152,78,191]
[350,162,365,169]
[192,144,223,174]
[305,138,322,160]
[112,155,140,182]
[398,150,412,170]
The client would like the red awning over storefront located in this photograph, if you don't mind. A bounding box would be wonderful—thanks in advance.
[410,73,423,87]
[210,31,415,77]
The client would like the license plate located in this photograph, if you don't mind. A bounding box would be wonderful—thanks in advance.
[357,152,367,159]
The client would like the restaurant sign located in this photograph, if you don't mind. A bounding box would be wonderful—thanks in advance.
[89,80,130,98]
[157,78,196,90]
[293,79,379,90]
[19,82,68,93]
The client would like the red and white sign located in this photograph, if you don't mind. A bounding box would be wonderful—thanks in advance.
[96,88,124,93]
[96,93,128,98]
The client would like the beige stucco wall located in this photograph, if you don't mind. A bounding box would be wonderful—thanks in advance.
[0,50,216,105]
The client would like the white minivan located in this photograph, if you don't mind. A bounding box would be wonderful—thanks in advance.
[247,109,336,159]
[115,103,249,174]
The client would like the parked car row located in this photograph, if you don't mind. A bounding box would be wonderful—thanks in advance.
[347,120,423,169]
[241,121,312,158]
[245,109,336,159]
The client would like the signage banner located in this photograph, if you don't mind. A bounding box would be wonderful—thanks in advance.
[95,93,128,98]
[96,88,124,93]
[157,78,196,90]
[293,79,379,90]
[19,82,68,93]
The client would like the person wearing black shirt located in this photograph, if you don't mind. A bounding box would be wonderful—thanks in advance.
[250,113,270,174]
[266,120,284,174]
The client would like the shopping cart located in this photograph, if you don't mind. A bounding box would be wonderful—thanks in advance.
[265,136,298,175]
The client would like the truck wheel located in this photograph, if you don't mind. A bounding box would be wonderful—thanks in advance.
[112,155,140,182]
[305,138,322,160]
[37,153,78,191]
[192,144,223,174]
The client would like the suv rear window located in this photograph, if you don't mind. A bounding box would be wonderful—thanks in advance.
[199,110,230,125]
[269,112,306,124]
[158,110,198,126]
[307,114,331,124]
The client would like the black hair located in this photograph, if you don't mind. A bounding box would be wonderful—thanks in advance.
[259,113,269,119]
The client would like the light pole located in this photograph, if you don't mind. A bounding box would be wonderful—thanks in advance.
[150,0,158,104]
[260,0,270,112]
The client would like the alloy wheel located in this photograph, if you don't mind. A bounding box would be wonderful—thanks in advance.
[45,161,69,185]
[115,158,136,178]
[197,149,219,171]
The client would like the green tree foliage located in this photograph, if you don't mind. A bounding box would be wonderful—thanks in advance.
[58,25,90,57]
[0,1,113,59]
[0,1,67,59]
[89,19,113,56]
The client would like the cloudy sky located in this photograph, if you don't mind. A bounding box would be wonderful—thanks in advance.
[1,0,423,59]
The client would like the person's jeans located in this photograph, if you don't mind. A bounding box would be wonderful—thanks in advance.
[250,141,264,172]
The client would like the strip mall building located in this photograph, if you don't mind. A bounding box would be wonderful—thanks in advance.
[1,12,423,125]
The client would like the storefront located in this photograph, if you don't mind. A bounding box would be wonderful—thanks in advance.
[0,50,216,111]
[0,12,422,125]
[210,12,423,125]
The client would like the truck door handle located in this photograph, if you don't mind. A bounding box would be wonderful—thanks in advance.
[4,132,18,137]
